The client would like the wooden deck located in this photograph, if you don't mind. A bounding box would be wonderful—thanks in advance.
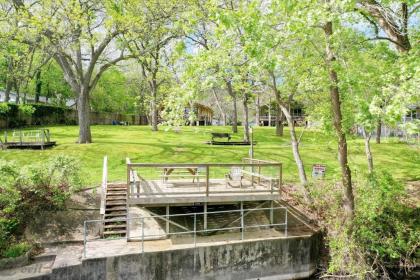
[128,178,280,206]
[4,141,56,149]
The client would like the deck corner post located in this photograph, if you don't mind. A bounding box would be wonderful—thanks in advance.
[205,165,209,197]
[166,205,170,234]
[204,203,208,231]
[270,200,274,225]
[279,163,282,196]
[240,201,244,240]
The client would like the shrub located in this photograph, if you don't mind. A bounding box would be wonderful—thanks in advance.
[18,104,36,117]
[0,103,10,115]
[353,172,419,276]
[3,242,31,258]
[0,155,82,257]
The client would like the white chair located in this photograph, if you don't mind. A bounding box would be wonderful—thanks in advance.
[225,167,243,188]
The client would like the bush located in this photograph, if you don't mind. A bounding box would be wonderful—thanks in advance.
[3,242,31,258]
[18,104,36,117]
[307,172,419,278]
[0,103,10,115]
[0,155,82,257]
[353,172,419,276]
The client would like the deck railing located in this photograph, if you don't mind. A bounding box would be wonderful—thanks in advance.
[99,156,108,216]
[99,156,108,236]
[126,159,282,199]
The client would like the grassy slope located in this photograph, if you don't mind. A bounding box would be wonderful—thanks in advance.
[0,125,418,186]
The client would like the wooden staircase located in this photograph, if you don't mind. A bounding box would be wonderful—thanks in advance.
[102,184,128,237]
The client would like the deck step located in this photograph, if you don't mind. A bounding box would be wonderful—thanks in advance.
[106,196,127,201]
[106,201,126,206]
[104,224,126,229]
[104,218,126,223]
[105,212,127,217]
[103,230,127,236]
[107,187,127,191]
[105,206,127,211]
[107,192,127,196]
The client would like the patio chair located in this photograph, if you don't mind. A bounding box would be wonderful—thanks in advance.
[225,167,243,188]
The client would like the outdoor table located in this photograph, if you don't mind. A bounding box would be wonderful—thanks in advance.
[160,166,201,183]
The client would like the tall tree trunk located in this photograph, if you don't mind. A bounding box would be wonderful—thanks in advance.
[362,127,374,173]
[243,94,250,142]
[14,83,20,104]
[275,104,284,136]
[324,21,354,219]
[255,94,260,126]
[211,89,226,126]
[151,80,158,131]
[4,81,12,102]
[280,103,308,187]
[270,72,308,194]
[35,70,42,103]
[225,80,238,133]
[361,1,411,53]
[376,119,381,144]
[77,89,92,143]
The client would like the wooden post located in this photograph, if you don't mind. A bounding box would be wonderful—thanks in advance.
[126,158,131,200]
[4,131,7,143]
[205,165,209,197]
[279,163,282,196]
[166,205,170,234]
[41,130,45,150]
[240,201,244,240]
[203,203,208,231]
[19,130,22,144]
[270,200,274,225]
[258,164,261,184]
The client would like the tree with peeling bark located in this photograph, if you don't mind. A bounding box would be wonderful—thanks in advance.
[12,0,132,143]
[356,0,419,143]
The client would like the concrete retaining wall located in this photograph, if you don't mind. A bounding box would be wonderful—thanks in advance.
[26,233,320,280]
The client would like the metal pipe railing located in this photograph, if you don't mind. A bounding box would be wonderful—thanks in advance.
[83,206,287,258]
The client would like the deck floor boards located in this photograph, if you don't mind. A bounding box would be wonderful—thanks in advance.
[129,178,280,205]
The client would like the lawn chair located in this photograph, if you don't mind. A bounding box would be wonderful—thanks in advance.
[225,167,243,188]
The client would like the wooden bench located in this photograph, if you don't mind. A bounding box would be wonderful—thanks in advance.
[211,132,231,142]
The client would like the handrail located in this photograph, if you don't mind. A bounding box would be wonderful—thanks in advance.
[83,206,288,258]
[242,158,278,164]
[126,159,283,197]
[99,156,108,216]
[127,162,281,168]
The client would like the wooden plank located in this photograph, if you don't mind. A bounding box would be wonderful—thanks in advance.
[99,156,108,216]
[128,162,280,168]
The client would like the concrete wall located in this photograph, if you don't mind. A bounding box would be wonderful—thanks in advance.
[27,233,321,280]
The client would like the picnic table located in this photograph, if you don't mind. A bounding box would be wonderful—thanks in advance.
[160,166,202,184]
[211,132,231,142]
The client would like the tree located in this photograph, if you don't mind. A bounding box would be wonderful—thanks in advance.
[122,0,182,131]
[14,0,132,143]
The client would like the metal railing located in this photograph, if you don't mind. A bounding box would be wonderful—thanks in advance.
[83,206,288,258]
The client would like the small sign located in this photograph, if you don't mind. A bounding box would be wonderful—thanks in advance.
[312,164,326,178]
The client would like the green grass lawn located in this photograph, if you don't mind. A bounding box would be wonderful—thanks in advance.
[0,125,419,187]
